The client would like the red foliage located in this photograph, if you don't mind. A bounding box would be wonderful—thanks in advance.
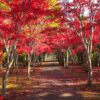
[0,0,99,57]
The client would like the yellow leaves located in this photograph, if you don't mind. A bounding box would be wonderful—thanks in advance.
[49,22,60,28]
[48,0,60,10]
[0,2,11,11]
[50,0,57,6]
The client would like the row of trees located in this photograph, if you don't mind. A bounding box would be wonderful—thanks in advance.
[0,0,100,97]
[59,0,100,86]
[0,0,53,97]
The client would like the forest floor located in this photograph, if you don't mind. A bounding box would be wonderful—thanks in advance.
[0,61,100,100]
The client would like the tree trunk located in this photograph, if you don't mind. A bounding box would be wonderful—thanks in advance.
[98,53,100,67]
[27,54,31,79]
[66,49,69,68]
[64,50,69,68]
[0,64,2,69]
[87,53,93,86]
[2,77,6,98]
[7,53,10,65]
[64,56,66,68]
[98,61,100,67]
[16,55,19,82]
[2,57,14,97]
[5,58,14,79]
[83,51,89,72]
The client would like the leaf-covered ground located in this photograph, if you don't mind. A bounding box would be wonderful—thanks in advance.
[0,62,100,100]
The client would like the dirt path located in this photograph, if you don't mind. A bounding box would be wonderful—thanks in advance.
[25,62,83,100]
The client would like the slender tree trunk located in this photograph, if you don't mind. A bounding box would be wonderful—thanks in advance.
[16,55,19,82]
[98,61,100,67]
[0,63,2,69]
[98,53,100,67]
[2,57,14,97]
[64,56,66,68]
[87,51,93,86]
[83,51,89,72]
[33,54,37,67]
[42,53,45,62]
[7,53,10,65]
[64,49,69,68]
[2,77,6,98]
[27,54,31,79]
[5,58,14,79]
[66,49,69,68]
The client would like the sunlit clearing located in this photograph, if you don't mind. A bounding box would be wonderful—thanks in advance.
[0,83,18,89]
[78,91,100,99]
[60,93,73,97]
[65,81,86,86]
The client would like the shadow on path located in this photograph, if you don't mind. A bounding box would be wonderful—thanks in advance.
[26,61,83,100]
